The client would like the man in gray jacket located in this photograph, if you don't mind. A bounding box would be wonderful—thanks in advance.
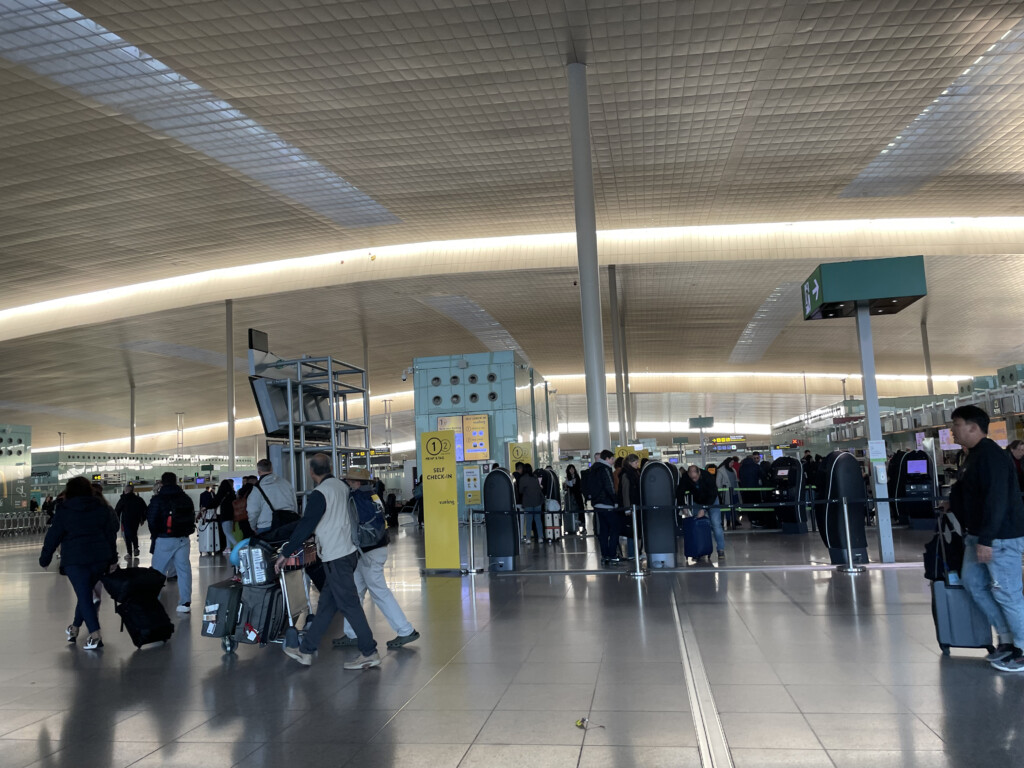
[276,454,380,669]
[247,459,296,534]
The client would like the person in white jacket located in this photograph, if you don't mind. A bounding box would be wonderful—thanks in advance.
[246,459,296,534]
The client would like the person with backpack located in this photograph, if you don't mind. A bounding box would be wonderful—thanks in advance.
[332,467,420,650]
[247,459,297,535]
[275,453,379,669]
[147,471,196,614]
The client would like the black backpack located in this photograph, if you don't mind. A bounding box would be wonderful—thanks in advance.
[580,467,594,500]
[162,493,195,537]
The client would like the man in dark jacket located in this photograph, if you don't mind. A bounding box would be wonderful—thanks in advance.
[590,450,622,564]
[680,464,726,559]
[147,472,195,614]
[114,484,147,562]
[951,405,1024,672]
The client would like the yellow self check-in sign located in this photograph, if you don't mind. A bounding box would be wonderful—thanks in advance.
[421,430,459,570]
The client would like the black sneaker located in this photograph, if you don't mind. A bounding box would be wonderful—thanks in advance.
[987,643,1017,664]
[991,648,1024,672]
[718,550,726,559]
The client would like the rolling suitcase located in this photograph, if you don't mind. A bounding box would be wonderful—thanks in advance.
[101,567,165,603]
[234,583,285,646]
[237,540,276,585]
[197,511,219,556]
[116,599,174,648]
[544,505,562,542]
[680,515,714,560]
[201,578,244,639]
[932,579,994,656]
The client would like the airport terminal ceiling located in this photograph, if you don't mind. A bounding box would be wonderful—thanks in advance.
[2,1,1024,446]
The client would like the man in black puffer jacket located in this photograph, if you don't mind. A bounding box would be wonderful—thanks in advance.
[590,450,622,564]
[115,484,147,561]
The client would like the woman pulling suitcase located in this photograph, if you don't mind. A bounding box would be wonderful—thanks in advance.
[39,476,119,650]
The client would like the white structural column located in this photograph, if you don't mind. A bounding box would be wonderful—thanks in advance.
[226,299,236,472]
[567,62,610,455]
[607,265,627,446]
[619,287,634,442]
[129,381,136,453]
[921,317,934,396]
[856,302,895,563]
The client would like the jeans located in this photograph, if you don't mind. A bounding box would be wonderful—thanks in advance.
[122,525,139,557]
[596,506,624,559]
[341,546,414,638]
[962,534,1024,645]
[65,563,106,634]
[696,504,726,551]
[301,552,376,656]
[220,522,237,550]
[151,536,192,605]
[522,506,542,540]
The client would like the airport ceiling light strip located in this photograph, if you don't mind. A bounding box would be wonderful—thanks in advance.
[545,372,971,383]
[0,0,397,228]
[842,19,1024,198]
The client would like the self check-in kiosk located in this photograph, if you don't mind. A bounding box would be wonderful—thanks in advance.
[483,469,518,572]
[814,451,869,565]
[770,456,806,534]
[640,461,678,569]
[893,450,936,530]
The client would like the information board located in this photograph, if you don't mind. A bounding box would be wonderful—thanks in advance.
[463,414,490,461]
[420,430,459,570]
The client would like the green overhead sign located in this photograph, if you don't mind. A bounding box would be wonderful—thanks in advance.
[689,416,715,429]
[802,255,927,320]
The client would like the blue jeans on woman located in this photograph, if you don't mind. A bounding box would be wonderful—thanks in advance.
[64,562,107,634]
[521,506,543,541]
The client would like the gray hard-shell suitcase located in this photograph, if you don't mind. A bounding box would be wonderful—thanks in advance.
[197,512,218,555]
[201,578,243,638]
[932,579,995,656]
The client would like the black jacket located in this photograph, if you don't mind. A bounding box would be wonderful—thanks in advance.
[957,437,1024,546]
[738,457,762,488]
[147,485,196,538]
[40,495,118,568]
[590,461,617,507]
[212,486,237,524]
[114,493,147,530]
[679,469,719,506]
[619,464,641,509]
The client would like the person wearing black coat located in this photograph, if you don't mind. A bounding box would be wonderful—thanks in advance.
[680,464,726,558]
[212,478,238,555]
[114,484,147,561]
[39,476,118,649]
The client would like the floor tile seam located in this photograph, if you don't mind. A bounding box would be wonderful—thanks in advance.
[670,586,733,768]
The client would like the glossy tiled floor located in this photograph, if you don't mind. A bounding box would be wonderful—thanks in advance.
[2,522,1022,768]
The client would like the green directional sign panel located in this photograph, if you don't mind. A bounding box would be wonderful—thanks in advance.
[672,436,688,444]
[801,266,824,320]
[689,416,714,429]
[801,255,926,320]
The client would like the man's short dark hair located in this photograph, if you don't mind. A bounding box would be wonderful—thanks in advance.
[161,471,177,486]
[952,404,990,434]
[309,453,332,477]
[599,449,614,460]
[514,462,524,471]
[256,459,273,473]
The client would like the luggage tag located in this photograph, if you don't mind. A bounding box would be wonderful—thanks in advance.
[244,622,260,643]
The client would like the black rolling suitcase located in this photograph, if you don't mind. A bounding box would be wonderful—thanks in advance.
[201,578,244,638]
[101,566,165,603]
[116,600,175,648]
[234,583,285,646]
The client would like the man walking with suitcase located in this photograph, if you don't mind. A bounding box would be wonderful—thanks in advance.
[275,453,380,669]
[951,405,1024,671]
[147,472,195,613]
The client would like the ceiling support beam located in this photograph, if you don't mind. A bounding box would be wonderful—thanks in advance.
[226,299,236,472]
[608,265,627,447]
[567,62,609,456]
[920,318,934,397]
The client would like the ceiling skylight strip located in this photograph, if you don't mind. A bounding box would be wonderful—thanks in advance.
[841,19,1024,198]
[419,295,531,364]
[0,0,398,229]
[728,282,801,364]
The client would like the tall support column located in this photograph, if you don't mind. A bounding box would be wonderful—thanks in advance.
[226,299,236,472]
[544,382,553,466]
[363,343,372,460]
[567,62,610,456]
[129,382,136,454]
[608,266,627,445]
[619,289,634,442]
[920,317,934,397]
[856,302,895,563]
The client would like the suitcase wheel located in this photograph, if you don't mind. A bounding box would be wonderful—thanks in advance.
[940,644,950,656]
[222,636,238,654]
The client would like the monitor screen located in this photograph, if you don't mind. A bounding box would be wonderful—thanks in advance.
[776,468,789,477]
[906,459,928,475]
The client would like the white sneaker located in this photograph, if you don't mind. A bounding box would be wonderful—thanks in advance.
[343,651,383,670]
[176,603,191,614]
